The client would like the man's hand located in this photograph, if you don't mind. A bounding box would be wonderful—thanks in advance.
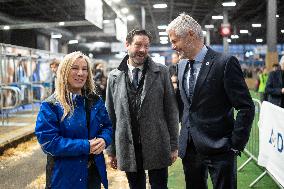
[281,88,284,94]
[89,138,106,154]
[171,150,178,163]
[108,155,117,169]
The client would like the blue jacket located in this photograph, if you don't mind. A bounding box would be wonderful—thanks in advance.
[35,93,112,189]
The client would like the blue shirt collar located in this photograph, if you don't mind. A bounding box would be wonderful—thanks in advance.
[194,45,208,62]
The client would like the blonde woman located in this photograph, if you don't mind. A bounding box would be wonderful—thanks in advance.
[35,52,112,189]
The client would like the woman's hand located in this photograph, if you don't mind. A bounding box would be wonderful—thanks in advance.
[89,138,106,154]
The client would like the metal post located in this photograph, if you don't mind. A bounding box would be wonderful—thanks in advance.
[206,29,210,46]
[141,6,145,30]
[223,9,229,54]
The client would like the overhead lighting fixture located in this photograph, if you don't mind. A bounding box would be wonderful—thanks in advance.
[103,20,111,24]
[205,25,214,29]
[212,15,223,20]
[252,24,261,27]
[159,32,167,36]
[256,39,263,43]
[68,40,78,44]
[276,14,279,18]
[227,39,232,43]
[160,41,168,44]
[3,25,10,30]
[153,4,167,8]
[51,33,62,39]
[121,8,129,14]
[222,2,236,7]
[127,15,134,21]
[281,30,284,33]
[240,30,249,34]
[59,22,65,26]
[158,25,167,30]
[231,34,239,39]
[160,36,168,40]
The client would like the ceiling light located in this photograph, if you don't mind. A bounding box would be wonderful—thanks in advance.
[158,25,167,30]
[160,36,168,40]
[227,39,232,43]
[3,25,10,30]
[121,8,129,14]
[153,4,167,8]
[103,20,111,24]
[256,39,263,43]
[276,14,279,18]
[68,40,78,44]
[159,32,167,36]
[231,35,239,39]
[252,24,261,27]
[205,25,214,29]
[160,41,168,44]
[240,30,249,34]
[59,22,65,26]
[281,30,284,33]
[127,15,134,21]
[222,2,236,7]
[51,33,62,39]
[212,16,223,20]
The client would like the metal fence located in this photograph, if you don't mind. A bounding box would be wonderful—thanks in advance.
[238,98,283,188]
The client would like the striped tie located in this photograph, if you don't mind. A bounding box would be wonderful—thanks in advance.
[188,60,195,103]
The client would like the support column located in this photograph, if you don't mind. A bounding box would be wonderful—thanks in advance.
[266,0,278,71]
[223,10,229,54]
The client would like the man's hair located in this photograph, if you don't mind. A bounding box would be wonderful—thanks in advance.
[279,55,284,66]
[50,59,60,67]
[166,13,203,40]
[126,29,152,44]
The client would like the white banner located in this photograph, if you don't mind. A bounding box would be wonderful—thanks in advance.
[85,0,103,29]
[258,101,284,186]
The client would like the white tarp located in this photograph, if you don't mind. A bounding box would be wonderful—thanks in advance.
[258,101,284,186]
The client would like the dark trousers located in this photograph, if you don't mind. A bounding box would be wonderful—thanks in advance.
[46,155,54,189]
[126,144,168,189]
[182,142,237,189]
[126,167,168,189]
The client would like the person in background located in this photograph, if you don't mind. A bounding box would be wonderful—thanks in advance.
[257,66,268,102]
[167,13,255,189]
[265,56,284,108]
[272,63,280,71]
[105,29,179,189]
[92,61,107,101]
[49,59,60,93]
[35,51,112,189]
[168,52,180,91]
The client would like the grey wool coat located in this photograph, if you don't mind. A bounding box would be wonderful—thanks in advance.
[105,55,179,172]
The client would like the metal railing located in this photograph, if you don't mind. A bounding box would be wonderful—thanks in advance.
[238,98,284,188]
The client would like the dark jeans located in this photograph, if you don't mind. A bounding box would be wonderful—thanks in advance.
[126,167,168,189]
[182,142,237,189]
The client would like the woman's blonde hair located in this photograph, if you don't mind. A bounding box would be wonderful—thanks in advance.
[55,51,95,121]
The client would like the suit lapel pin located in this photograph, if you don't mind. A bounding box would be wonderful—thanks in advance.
[206,62,210,66]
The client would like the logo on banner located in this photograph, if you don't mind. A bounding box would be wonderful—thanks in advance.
[269,129,283,153]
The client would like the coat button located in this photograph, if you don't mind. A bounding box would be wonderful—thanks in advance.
[80,179,82,181]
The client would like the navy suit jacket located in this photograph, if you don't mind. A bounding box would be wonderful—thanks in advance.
[265,69,283,107]
[177,47,255,158]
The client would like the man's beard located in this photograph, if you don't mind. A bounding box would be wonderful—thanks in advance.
[128,52,147,66]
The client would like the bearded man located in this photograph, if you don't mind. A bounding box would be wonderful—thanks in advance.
[105,29,179,189]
